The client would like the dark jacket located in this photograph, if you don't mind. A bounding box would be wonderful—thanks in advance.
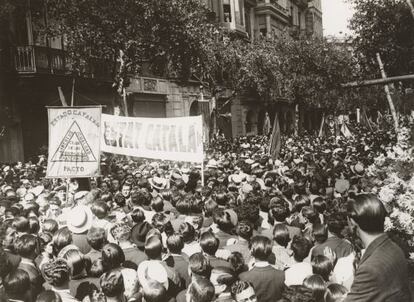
[239,265,285,302]
[345,234,411,302]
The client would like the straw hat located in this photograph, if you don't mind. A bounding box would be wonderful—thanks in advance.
[149,177,168,190]
[67,205,93,234]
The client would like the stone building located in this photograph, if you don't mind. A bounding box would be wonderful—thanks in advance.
[205,0,324,137]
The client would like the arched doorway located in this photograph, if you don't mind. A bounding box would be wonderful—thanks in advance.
[189,100,200,116]
[245,110,257,135]
[257,109,266,135]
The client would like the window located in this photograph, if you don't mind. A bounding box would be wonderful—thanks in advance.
[259,28,267,37]
[223,0,232,22]
[245,7,251,35]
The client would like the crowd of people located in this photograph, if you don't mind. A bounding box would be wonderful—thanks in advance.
[0,121,412,302]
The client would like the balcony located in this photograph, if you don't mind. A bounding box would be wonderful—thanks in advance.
[14,45,65,74]
[13,45,113,81]
[292,0,311,8]
[256,0,289,23]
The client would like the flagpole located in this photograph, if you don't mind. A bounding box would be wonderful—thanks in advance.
[201,160,205,187]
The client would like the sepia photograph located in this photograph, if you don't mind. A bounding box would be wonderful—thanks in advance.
[0,0,413,301]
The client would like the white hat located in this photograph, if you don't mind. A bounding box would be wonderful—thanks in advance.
[206,159,218,169]
[30,185,44,197]
[138,261,169,290]
[149,176,168,190]
[228,174,243,185]
[67,205,93,234]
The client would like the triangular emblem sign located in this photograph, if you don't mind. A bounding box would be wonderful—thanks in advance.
[51,121,96,162]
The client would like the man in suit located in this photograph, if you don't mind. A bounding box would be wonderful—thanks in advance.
[345,194,411,302]
[165,234,191,287]
[239,236,285,302]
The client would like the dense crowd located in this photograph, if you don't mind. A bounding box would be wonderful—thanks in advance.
[0,121,412,302]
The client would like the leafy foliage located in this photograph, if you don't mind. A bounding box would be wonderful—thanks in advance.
[349,0,414,77]
[46,0,216,87]
[203,33,358,111]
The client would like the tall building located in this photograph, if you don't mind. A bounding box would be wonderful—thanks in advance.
[205,0,324,137]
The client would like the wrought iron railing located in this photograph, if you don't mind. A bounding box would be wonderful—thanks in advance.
[13,45,113,80]
[14,45,65,74]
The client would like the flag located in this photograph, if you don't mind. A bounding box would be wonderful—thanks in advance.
[340,123,353,138]
[263,113,272,136]
[269,113,281,160]
[319,113,325,138]
[361,107,373,131]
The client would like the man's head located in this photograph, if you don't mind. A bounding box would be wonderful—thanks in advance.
[3,269,31,301]
[347,193,386,235]
[189,252,212,279]
[186,277,215,302]
[210,267,236,296]
[250,236,272,262]
[167,234,184,254]
[111,179,120,192]
[100,271,125,298]
[121,183,131,198]
[14,234,38,259]
[145,235,163,260]
[230,281,257,302]
[291,235,312,263]
[200,231,219,256]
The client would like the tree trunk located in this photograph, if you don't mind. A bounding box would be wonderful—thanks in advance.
[118,49,129,116]
[294,103,299,135]
[376,53,398,131]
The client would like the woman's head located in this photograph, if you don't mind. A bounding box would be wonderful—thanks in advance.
[43,258,71,287]
[60,248,90,278]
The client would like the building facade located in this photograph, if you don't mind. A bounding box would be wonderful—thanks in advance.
[205,0,323,137]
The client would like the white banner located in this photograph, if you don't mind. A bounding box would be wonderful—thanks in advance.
[101,114,203,162]
[46,107,102,178]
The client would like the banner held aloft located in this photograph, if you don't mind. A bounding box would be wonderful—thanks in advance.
[101,114,203,163]
[46,106,102,178]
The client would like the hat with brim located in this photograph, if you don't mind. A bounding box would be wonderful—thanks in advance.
[137,260,169,290]
[224,209,238,227]
[245,159,254,165]
[228,174,243,185]
[335,179,350,194]
[206,159,219,169]
[67,205,93,234]
[149,176,168,191]
[351,163,364,175]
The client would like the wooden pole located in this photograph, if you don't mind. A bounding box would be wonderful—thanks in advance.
[341,74,414,88]
[57,87,68,106]
[201,160,204,187]
[122,87,129,116]
[318,112,325,137]
[376,53,399,131]
[71,77,75,107]
[407,0,414,19]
